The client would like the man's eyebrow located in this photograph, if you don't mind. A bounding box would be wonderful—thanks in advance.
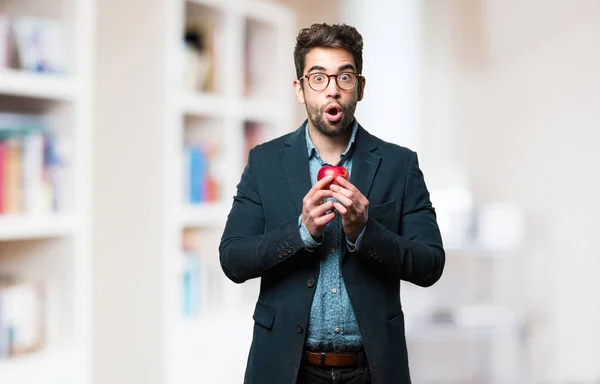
[338,64,356,72]
[307,65,327,73]
[307,64,357,74]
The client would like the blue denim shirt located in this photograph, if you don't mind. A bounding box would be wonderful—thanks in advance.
[298,120,365,351]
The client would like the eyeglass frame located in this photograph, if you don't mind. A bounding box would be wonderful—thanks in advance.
[298,72,363,92]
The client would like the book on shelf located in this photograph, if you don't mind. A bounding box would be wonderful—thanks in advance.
[180,228,240,317]
[181,229,216,318]
[243,21,277,98]
[0,15,14,69]
[9,16,66,73]
[183,18,217,93]
[0,14,67,73]
[244,122,271,164]
[0,277,46,359]
[183,143,219,205]
[0,113,63,215]
[181,230,203,318]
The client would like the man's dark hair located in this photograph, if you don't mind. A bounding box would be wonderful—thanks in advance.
[293,23,363,80]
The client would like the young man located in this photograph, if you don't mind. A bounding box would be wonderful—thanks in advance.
[220,23,445,384]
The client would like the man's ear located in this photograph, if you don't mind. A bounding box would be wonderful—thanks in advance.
[294,79,305,104]
[357,76,366,101]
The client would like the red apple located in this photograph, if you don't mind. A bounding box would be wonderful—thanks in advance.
[317,165,348,185]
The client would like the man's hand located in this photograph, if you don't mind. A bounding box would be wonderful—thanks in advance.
[302,175,336,239]
[330,176,369,242]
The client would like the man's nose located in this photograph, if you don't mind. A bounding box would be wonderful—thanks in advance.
[324,76,341,98]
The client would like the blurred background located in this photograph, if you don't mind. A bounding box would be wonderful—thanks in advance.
[0,0,599,383]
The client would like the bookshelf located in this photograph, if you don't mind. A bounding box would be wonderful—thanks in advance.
[94,0,294,381]
[0,69,78,101]
[0,214,75,241]
[0,0,93,383]
[165,1,295,382]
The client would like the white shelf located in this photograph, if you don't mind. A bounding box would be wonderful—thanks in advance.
[243,0,295,25]
[181,202,229,228]
[180,93,287,123]
[176,309,253,334]
[186,0,225,10]
[406,320,523,343]
[0,0,93,383]
[453,304,524,327]
[406,305,525,343]
[242,97,286,123]
[0,214,76,241]
[179,92,227,117]
[0,69,79,101]
[153,0,295,382]
[169,312,253,384]
[445,245,520,258]
[0,347,81,384]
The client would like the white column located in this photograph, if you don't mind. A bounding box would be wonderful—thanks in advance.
[340,0,422,153]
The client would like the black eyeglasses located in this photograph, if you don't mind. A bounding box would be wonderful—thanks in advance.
[299,72,362,91]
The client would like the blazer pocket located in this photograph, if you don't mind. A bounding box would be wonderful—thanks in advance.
[387,312,405,328]
[253,302,276,330]
[369,200,398,229]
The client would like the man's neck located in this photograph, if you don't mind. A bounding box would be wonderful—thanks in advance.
[307,124,352,165]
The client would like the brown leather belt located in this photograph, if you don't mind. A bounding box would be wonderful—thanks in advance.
[302,350,360,367]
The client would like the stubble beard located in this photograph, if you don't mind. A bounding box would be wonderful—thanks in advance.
[306,102,356,138]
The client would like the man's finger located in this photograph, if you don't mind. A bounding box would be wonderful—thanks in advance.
[310,189,334,206]
[309,175,334,195]
[314,211,336,226]
[332,201,348,215]
[335,176,358,192]
[331,192,353,209]
[311,200,335,217]
[330,183,355,199]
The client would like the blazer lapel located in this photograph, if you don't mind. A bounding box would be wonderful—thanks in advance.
[350,124,381,199]
[280,123,311,215]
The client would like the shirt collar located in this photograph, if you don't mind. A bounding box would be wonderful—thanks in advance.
[304,119,358,163]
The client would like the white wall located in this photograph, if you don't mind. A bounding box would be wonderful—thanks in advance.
[340,0,423,153]
[422,0,600,381]
[89,0,600,382]
[273,0,341,128]
[336,0,600,381]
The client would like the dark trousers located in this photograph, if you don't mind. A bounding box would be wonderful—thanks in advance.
[296,352,371,384]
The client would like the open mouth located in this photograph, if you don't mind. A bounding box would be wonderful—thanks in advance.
[324,105,342,122]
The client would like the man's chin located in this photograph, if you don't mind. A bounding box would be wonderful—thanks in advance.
[317,123,343,137]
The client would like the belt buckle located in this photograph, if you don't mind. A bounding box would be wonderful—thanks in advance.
[320,352,326,365]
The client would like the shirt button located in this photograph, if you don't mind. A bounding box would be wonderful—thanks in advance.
[331,288,337,294]
[334,327,340,333]
[307,279,315,288]
[297,325,304,333]
[330,248,335,254]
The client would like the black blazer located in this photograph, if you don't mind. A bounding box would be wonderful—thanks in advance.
[219,122,445,384]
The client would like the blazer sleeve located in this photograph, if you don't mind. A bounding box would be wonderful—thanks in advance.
[358,151,445,287]
[219,147,306,283]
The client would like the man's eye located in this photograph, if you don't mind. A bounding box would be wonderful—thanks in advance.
[313,75,325,82]
[339,74,350,81]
